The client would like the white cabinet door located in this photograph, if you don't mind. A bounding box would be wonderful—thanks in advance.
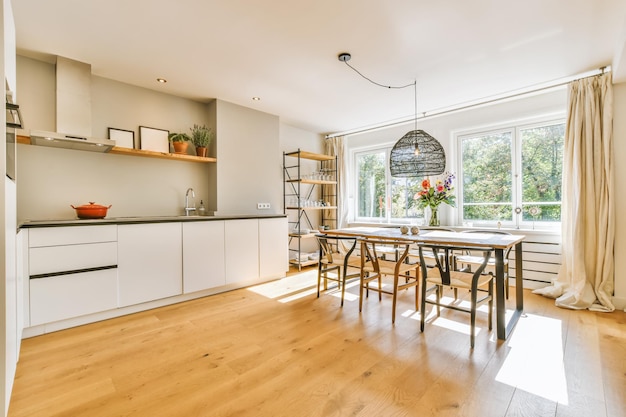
[224,219,259,284]
[30,269,118,326]
[118,223,182,307]
[29,242,117,275]
[182,221,225,293]
[259,217,288,280]
[29,225,117,247]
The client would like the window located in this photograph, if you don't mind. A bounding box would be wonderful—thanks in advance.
[459,120,564,227]
[355,148,424,223]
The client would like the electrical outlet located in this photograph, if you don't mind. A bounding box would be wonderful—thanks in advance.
[257,203,271,209]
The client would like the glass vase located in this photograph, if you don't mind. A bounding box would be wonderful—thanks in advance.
[429,206,440,226]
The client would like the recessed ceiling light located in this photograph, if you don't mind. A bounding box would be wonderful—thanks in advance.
[156,78,167,83]
[252,96,261,101]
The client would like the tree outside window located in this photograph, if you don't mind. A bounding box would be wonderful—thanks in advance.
[459,121,564,227]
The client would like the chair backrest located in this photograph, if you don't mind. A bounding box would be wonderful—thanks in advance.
[460,230,513,258]
[315,234,358,264]
[359,238,412,275]
[418,243,492,286]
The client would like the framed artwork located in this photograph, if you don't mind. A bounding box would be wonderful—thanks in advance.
[139,126,169,153]
[108,127,135,149]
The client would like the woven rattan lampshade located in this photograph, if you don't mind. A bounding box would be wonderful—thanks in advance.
[390,129,446,177]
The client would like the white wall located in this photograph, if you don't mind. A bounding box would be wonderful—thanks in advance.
[215,99,281,215]
[612,82,626,309]
[17,144,211,220]
[2,2,17,415]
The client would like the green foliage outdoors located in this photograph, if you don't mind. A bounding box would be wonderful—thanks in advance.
[520,124,564,221]
[462,123,564,222]
[358,152,386,218]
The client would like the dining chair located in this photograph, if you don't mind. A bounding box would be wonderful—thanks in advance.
[407,227,456,266]
[407,227,456,296]
[455,230,513,299]
[418,243,494,348]
[358,238,420,324]
[315,234,361,306]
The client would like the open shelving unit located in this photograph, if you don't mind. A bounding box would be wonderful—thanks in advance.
[283,149,338,270]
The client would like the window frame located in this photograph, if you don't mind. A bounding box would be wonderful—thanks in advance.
[455,116,565,230]
[351,145,425,225]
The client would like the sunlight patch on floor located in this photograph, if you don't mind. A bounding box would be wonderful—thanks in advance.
[401,309,420,320]
[496,313,568,404]
[247,270,317,299]
[278,287,318,303]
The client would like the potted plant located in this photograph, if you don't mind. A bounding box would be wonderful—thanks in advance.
[168,132,191,154]
[190,124,214,157]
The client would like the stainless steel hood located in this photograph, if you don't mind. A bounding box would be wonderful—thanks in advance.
[29,130,115,152]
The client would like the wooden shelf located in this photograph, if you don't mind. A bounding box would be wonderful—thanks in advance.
[284,150,334,161]
[285,206,337,210]
[109,147,216,163]
[17,135,216,163]
[286,179,337,185]
[289,259,319,267]
[288,232,319,238]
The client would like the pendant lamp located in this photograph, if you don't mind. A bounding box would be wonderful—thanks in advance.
[338,52,446,178]
[389,129,446,177]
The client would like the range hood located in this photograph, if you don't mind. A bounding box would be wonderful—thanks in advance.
[28,57,116,153]
[30,130,115,152]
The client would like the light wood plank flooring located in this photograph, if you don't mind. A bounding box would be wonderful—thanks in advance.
[8,268,626,417]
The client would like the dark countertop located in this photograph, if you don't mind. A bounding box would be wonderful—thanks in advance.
[19,213,287,228]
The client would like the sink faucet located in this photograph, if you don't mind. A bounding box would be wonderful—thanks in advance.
[184,188,196,216]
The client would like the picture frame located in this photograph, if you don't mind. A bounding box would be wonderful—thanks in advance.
[108,127,135,149]
[139,126,169,153]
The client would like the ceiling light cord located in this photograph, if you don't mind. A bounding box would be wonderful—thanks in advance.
[342,59,415,90]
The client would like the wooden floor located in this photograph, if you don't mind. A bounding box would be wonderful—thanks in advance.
[8,267,626,417]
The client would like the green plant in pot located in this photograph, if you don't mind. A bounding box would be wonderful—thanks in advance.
[190,124,214,157]
[168,132,191,154]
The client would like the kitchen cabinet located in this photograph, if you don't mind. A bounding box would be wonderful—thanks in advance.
[22,216,287,334]
[259,217,288,280]
[118,223,183,307]
[224,219,259,284]
[182,221,225,293]
[27,225,118,326]
[30,269,118,326]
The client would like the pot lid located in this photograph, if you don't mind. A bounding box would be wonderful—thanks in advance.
[72,202,111,209]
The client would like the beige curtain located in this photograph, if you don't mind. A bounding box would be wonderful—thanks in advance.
[324,136,348,228]
[533,73,615,311]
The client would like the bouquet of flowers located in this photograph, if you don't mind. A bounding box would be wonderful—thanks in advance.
[414,172,456,225]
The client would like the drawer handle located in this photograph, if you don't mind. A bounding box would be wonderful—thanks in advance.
[30,265,117,280]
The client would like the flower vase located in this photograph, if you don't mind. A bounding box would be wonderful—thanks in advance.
[429,206,440,226]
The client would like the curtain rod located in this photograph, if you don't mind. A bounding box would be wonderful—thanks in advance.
[325,66,610,139]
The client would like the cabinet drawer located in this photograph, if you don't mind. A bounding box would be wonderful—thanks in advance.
[30,268,118,326]
[29,242,117,276]
[29,225,117,248]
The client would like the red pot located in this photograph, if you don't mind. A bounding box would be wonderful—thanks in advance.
[71,202,112,219]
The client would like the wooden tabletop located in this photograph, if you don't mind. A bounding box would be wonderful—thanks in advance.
[324,227,524,249]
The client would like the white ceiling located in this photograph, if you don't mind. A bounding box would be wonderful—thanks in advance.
[11,0,626,135]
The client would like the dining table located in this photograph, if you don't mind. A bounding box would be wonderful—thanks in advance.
[323,226,525,341]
